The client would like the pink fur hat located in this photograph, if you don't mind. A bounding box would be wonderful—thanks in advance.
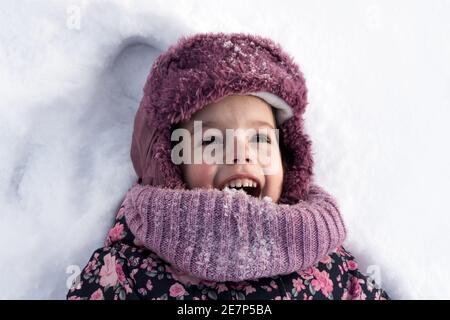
[131,33,314,203]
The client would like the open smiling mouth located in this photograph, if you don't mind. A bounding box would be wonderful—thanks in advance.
[220,178,262,198]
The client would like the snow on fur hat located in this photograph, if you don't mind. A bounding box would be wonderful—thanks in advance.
[131,33,314,203]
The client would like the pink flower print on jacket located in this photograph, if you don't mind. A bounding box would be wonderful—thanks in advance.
[311,269,334,297]
[106,223,124,245]
[90,288,104,300]
[169,283,187,298]
[99,253,119,288]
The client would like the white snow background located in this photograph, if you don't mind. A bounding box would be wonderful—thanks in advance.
[1,0,449,299]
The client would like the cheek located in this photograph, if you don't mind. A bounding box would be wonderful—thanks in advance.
[258,144,284,202]
[255,143,284,175]
[263,167,284,201]
[182,164,217,189]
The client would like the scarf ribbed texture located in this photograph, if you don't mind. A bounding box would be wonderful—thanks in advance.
[124,183,346,282]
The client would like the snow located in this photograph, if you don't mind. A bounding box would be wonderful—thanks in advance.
[1,0,449,299]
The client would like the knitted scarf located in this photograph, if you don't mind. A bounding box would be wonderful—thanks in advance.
[123,182,346,282]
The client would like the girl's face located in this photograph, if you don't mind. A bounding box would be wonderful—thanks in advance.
[177,95,284,202]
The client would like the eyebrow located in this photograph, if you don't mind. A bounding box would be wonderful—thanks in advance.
[191,119,275,131]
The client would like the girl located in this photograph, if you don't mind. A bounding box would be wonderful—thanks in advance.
[67,33,389,300]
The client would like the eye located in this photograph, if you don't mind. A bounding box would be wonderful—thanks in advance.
[251,133,271,144]
[202,135,221,146]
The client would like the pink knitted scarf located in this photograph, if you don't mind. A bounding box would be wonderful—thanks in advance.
[123,182,346,282]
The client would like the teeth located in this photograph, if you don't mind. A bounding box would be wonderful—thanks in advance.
[222,178,258,189]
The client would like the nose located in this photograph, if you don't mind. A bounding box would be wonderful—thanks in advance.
[226,134,256,165]
[233,156,251,164]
